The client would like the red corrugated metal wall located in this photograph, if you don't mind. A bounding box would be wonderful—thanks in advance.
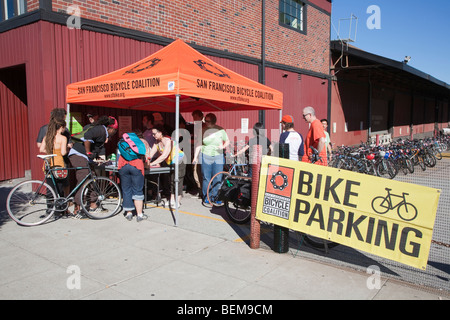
[265,68,328,141]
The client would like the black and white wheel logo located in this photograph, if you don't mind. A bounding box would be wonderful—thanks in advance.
[270,171,289,191]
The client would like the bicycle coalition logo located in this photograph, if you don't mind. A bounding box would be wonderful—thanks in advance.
[193,59,231,78]
[123,58,162,75]
[261,164,294,220]
[371,188,418,221]
[270,171,289,191]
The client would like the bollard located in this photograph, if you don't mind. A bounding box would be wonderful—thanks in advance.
[250,144,262,249]
[273,143,290,253]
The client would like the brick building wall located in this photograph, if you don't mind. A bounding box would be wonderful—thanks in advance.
[265,0,330,74]
[27,0,40,12]
[50,0,330,75]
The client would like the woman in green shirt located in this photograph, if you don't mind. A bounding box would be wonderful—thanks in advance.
[193,113,230,204]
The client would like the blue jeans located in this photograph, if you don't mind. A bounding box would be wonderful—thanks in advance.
[119,164,145,211]
[201,153,225,201]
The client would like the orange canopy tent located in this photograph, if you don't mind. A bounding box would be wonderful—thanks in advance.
[66,39,283,225]
[66,39,282,112]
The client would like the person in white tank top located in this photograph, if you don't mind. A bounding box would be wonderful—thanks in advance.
[279,115,304,161]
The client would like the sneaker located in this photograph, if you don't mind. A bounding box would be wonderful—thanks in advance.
[169,201,181,209]
[71,210,87,220]
[125,212,133,221]
[136,214,148,222]
[89,206,109,214]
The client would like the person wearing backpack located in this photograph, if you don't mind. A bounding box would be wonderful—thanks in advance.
[68,115,118,217]
[118,130,151,222]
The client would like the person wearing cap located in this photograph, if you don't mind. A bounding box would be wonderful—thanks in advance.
[83,112,106,158]
[68,115,118,217]
[85,112,98,128]
[302,106,327,166]
[280,115,304,161]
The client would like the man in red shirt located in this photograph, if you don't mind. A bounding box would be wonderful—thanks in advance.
[301,106,328,166]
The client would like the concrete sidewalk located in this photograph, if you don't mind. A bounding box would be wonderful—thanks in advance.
[0,184,448,300]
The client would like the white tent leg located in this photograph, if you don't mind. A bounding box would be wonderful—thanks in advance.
[67,104,71,131]
[174,94,180,226]
[279,109,282,133]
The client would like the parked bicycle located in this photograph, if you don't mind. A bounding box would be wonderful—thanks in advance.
[206,156,252,224]
[6,154,122,226]
[331,136,445,179]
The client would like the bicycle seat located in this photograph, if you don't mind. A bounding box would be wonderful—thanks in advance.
[37,154,57,159]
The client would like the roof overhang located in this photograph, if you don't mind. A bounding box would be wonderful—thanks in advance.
[331,40,450,93]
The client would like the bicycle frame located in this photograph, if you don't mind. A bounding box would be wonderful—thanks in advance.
[42,157,97,207]
[7,155,122,226]
[229,163,247,176]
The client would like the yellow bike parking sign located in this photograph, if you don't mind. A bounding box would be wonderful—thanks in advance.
[256,156,441,270]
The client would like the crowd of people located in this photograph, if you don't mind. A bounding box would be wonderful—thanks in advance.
[37,106,332,220]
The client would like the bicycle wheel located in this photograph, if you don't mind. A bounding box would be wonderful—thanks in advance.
[424,152,436,167]
[406,158,414,174]
[433,148,442,160]
[371,196,390,214]
[224,193,251,224]
[397,202,418,221]
[80,177,122,219]
[366,161,377,175]
[415,155,426,171]
[6,180,57,226]
[400,159,409,175]
[376,159,397,179]
[206,171,229,206]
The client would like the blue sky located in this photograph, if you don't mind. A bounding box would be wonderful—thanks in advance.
[330,0,450,85]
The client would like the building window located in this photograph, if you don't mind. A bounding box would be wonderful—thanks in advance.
[1,0,26,22]
[279,0,306,33]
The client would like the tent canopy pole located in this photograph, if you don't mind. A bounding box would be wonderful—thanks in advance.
[174,94,180,226]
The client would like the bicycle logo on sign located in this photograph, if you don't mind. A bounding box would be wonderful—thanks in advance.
[371,188,418,221]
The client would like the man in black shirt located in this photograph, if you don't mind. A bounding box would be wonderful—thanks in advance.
[68,116,118,216]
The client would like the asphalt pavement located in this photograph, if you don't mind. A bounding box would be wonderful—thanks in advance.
[0,162,449,301]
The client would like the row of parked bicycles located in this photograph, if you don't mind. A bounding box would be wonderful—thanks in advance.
[328,135,449,179]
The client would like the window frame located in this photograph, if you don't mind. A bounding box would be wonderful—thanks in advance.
[1,0,27,22]
[278,0,307,35]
